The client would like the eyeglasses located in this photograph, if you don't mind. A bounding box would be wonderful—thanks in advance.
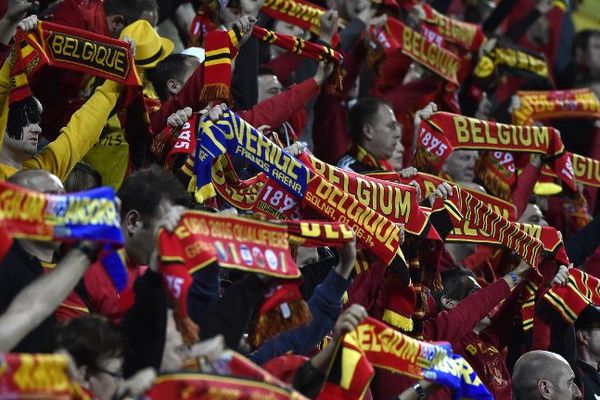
[95,366,124,379]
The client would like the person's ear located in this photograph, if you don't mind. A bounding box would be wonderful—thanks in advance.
[538,379,553,399]
[167,79,183,96]
[107,15,127,36]
[440,295,457,310]
[125,210,142,237]
[576,330,589,346]
[362,123,374,141]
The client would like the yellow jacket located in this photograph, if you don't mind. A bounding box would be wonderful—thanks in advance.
[0,60,122,181]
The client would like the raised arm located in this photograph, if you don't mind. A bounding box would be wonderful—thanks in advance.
[0,242,97,352]
[24,80,123,181]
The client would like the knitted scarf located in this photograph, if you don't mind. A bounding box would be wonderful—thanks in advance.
[414,112,576,192]
[188,109,407,268]
[300,153,431,238]
[145,374,299,400]
[541,152,600,189]
[157,210,355,345]
[432,187,544,267]
[9,21,139,103]
[199,28,241,105]
[261,0,328,35]
[472,40,549,83]
[0,180,122,244]
[374,17,462,85]
[251,25,343,90]
[542,268,600,324]
[0,353,91,399]
[512,89,600,126]
[318,317,493,400]
[474,151,517,201]
[418,3,486,52]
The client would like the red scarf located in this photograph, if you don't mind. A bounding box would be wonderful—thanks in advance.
[300,153,432,238]
[0,353,91,399]
[374,17,463,85]
[512,89,600,126]
[200,29,241,105]
[542,152,600,188]
[543,268,600,324]
[145,374,301,400]
[260,0,328,36]
[252,25,343,90]
[432,187,544,267]
[9,21,139,103]
[418,3,485,52]
[415,112,576,192]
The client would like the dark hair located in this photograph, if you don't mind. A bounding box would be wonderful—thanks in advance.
[104,0,159,25]
[431,266,476,310]
[49,315,124,374]
[258,65,277,77]
[347,97,391,145]
[147,54,195,101]
[117,166,190,220]
[572,29,600,59]
[65,162,102,192]
[6,96,42,140]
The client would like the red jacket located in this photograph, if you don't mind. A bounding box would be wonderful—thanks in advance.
[151,63,320,136]
[370,279,513,400]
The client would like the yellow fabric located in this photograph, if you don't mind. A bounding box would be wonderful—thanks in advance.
[82,113,130,190]
[0,77,122,181]
[573,1,600,31]
[84,74,158,190]
[0,59,11,152]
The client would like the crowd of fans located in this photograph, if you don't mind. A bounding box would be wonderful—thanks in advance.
[0,0,599,398]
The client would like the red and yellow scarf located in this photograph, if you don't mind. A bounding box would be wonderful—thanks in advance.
[261,0,328,36]
[418,3,486,52]
[375,17,462,85]
[415,112,576,192]
[512,89,600,126]
[0,353,91,399]
[9,21,140,103]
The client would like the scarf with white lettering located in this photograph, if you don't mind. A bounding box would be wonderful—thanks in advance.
[512,89,600,126]
[9,22,139,104]
[372,17,463,85]
[186,109,407,269]
[418,3,486,52]
[0,181,128,291]
[542,152,600,189]
[414,112,576,192]
[318,317,493,400]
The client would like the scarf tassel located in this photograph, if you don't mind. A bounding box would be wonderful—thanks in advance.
[250,300,312,348]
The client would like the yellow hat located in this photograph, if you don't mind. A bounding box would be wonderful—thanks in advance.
[120,20,174,69]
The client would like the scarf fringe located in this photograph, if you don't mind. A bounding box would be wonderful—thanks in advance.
[200,83,233,106]
[250,300,312,348]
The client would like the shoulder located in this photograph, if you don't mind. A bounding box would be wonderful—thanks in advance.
[336,154,358,172]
